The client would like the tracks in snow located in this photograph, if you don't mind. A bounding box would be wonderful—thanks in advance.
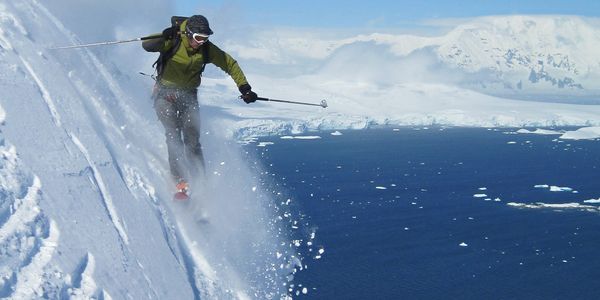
[17,57,62,128]
[0,136,56,298]
[0,125,109,299]
[1,0,130,249]
[69,133,130,245]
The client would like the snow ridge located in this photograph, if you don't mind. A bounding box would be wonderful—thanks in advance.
[0,134,63,298]
[10,220,60,299]
[67,253,104,300]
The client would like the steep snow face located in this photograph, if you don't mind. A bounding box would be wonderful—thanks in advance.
[0,1,192,298]
[0,1,304,299]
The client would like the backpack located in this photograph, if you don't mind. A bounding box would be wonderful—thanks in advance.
[152,16,210,81]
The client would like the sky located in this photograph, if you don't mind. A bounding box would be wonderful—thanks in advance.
[175,0,600,29]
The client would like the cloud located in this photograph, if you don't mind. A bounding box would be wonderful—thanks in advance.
[43,0,172,39]
[41,0,176,96]
[316,42,464,87]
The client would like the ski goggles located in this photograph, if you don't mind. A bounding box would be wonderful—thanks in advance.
[186,26,209,44]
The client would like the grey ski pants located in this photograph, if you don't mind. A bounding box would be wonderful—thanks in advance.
[153,85,205,181]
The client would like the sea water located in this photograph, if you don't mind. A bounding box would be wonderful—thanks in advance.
[246,127,600,299]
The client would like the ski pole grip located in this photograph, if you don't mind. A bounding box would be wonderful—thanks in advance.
[140,34,167,41]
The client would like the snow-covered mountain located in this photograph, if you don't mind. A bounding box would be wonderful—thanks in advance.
[225,15,600,101]
[207,15,600,139]
[437,16,600,97]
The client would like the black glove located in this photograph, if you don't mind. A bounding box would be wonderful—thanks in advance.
[162,26,178,40]
[239,84,258,104]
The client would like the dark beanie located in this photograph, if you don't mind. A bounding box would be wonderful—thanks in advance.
[187,15,213,35]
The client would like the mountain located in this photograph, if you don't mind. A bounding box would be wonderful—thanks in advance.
[226,15,600,101]
[436,16,600,98]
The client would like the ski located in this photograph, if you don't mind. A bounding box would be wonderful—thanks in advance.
[173,191,190,201]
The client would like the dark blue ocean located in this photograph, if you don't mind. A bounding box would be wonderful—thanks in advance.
[247,127,600,299]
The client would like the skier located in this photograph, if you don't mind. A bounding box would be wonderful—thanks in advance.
[142,15,258,200]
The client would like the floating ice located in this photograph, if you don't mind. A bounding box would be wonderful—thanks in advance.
[507,202,599,211]
[584,198,600,204]
[330,131,343,136]
[560,127,600,140]
[257,142,274,147]
[549,186,573,192]
[280,136,322,140]
[517,128,564,135]
[478,187,487,191]
[473,194,487,198]
[535,184,575,192]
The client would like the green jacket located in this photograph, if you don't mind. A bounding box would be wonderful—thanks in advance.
[143,20,248,90]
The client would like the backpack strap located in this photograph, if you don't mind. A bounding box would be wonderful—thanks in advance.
[152,16,188,81]
[199,41,210,76]
[152,37,182,81]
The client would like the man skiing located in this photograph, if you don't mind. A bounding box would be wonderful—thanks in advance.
[142,15,258,200]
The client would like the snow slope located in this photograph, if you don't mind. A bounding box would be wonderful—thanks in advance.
[0,1,308,299]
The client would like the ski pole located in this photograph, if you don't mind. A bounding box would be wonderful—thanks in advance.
[48,34,164,50]
[139,72,157,81]
[252,97,328,108]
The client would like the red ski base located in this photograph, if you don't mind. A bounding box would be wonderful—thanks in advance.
[173,191,190,202]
